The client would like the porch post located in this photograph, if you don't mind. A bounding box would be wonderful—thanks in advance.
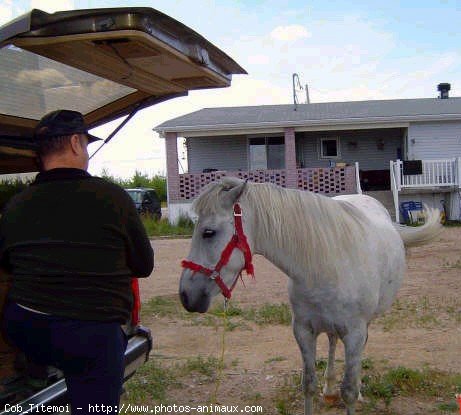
[165,132,180,204]
[284,127,297,189]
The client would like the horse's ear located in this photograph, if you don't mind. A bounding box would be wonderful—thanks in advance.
[221,178,247,208]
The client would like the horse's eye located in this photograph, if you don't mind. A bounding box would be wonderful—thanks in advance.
[202,229,216,239]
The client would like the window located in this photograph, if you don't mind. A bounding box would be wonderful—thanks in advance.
[126,190,142,203]
[249,137,285,170]
[320,137,340,159]
[249,137,267,170]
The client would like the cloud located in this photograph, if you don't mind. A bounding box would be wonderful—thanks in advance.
[30,0,75,13]
[270,24,311,42]
[87,76,289,178]
[0,0,13,25]
[247,54,270,65]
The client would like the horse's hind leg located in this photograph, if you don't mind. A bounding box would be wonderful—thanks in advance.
[323,334,340,402]
[292,320,317,415]
[341,323,367,415]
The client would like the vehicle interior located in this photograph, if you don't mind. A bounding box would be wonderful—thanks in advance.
[0,7,244,412]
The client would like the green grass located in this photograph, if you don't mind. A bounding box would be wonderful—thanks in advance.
[362,364,461,410]
[141,297,293,334]
[443,220,461,227]
[444,258,461,269]
[244,303,292,326]
[209,302,245,318]
[273,372,302,415]
[179,356,222,380]
[199,301,292,327]
[141,296,188,319]
[242,391,264,404]
[122,349,461,413]
[265,356,287,364]
[141,296,250,331]
[270,359,461,413]
[361,358,375,370]
[315,359,327,371]
[213,302,292,326]
[376,296,460,331]
[437,401,459,412]
[122,355,223,406]
[122,359,180,403]
[141,215,194,237]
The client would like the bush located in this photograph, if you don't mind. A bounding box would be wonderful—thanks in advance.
[100,169,167,202]
[0,179,31,211]
[141,215,194,237]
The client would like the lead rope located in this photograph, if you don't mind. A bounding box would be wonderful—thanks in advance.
[210,298,229,405]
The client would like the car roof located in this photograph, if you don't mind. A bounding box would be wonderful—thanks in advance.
[0,7,246,173]
[125,188,156,191]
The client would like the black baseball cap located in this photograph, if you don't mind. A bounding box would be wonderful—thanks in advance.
[34,110,102,144]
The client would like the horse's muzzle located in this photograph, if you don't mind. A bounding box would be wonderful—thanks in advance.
[179,289,210,313]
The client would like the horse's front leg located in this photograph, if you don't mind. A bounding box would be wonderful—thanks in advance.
[341,323,368,415]
[292,319,317,415]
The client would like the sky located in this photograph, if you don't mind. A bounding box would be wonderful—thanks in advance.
[1,0,460,178]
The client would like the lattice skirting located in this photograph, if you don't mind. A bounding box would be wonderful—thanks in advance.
[297,167,347,194]
[178,167,353,200]
[179,169,286,200]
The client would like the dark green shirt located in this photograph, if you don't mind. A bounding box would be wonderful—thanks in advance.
[0,168,154,323]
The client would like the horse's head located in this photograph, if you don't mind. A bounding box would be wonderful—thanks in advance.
[179,177,253,313]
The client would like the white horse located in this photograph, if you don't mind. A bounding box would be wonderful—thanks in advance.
[179,177,442,415]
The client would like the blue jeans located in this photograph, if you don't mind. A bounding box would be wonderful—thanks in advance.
[3,301,127,414]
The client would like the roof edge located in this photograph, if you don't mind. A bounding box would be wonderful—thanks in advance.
[155,113,461,135]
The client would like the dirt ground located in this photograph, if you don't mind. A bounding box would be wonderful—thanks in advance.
[137,228,460,414]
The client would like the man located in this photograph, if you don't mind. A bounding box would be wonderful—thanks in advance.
[0,110,154,413]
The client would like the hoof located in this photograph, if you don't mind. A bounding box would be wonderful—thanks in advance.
[323,393,341,406]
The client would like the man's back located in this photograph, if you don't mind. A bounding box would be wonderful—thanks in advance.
[0,168,154,323]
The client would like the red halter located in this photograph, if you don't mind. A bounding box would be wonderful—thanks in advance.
[181,203,254,299]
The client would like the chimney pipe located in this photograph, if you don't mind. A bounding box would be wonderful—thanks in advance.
[437,83,451,99]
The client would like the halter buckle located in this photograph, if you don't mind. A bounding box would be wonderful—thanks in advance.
[209,270,219,280]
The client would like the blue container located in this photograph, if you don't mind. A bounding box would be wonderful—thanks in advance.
[400,201,423,223]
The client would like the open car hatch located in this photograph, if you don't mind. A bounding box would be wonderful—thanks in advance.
[0,7,246,173]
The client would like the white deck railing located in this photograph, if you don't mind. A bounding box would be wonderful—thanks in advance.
[393,159,458,189]
[390,158,461,223]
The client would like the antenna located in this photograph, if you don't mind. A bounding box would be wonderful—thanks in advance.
[292,73,302,110]
[292,74,310,110]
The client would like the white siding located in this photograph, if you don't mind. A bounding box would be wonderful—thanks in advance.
[408,121,461,160]
[297,129,403,170]
[187,135,247,173]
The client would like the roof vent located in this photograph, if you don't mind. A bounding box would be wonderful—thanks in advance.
[437,83,451,99]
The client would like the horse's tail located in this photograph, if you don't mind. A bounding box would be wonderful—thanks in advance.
[393,207,443,247]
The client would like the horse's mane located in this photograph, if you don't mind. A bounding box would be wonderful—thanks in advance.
[193,179,372,280]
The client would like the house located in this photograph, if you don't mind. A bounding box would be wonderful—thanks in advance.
[156,83,461,224]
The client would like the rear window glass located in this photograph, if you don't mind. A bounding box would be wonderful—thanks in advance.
[0,45,135,120]
[126,190,142,203]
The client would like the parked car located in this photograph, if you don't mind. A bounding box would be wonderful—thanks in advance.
[125,188,162,219]
[0,6,245,414]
